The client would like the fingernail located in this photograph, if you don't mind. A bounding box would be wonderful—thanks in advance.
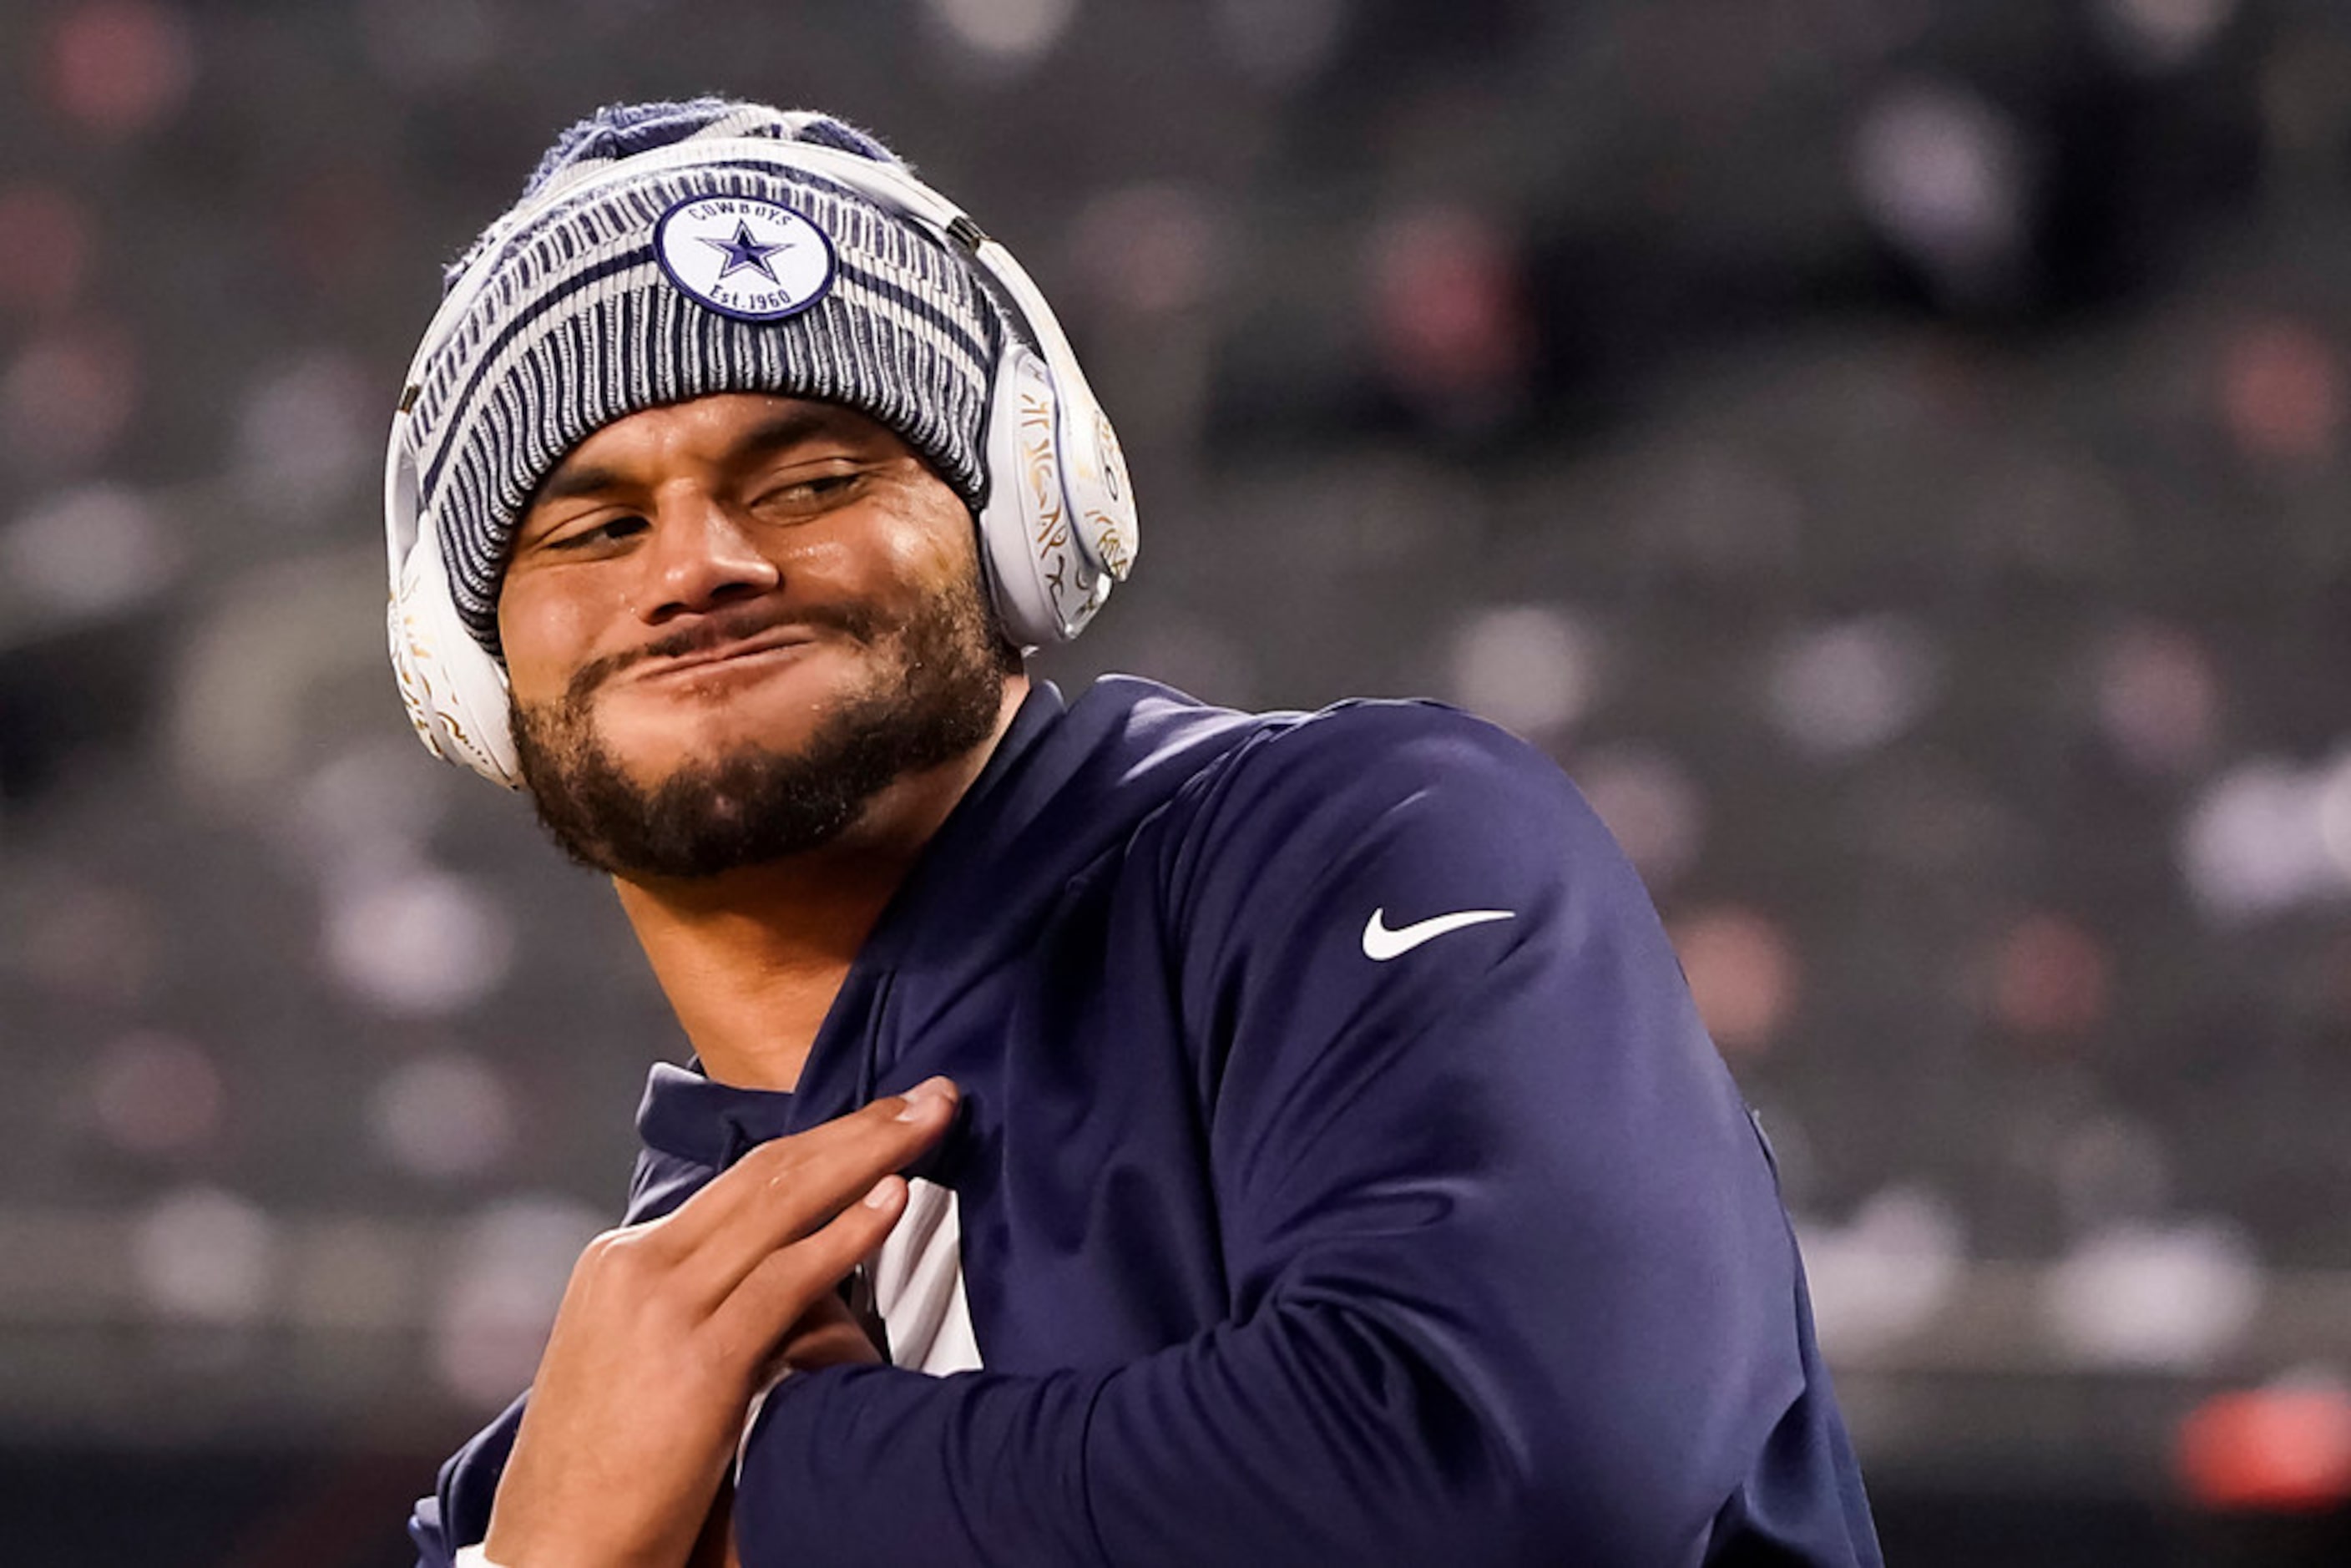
[863,1176,901,1209]
[894,1076,956,1121]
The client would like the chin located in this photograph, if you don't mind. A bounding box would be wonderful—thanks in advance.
[597,683,837,776]
[600,721,816,795]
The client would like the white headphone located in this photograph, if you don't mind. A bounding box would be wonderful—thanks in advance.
[384,135,1138,788]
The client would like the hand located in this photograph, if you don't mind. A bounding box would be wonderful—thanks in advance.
[483,1077,960,1568]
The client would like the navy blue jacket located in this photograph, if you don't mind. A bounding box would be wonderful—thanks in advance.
[412,677,1881,1566]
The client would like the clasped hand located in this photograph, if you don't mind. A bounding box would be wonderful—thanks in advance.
[482,1077,961,1568]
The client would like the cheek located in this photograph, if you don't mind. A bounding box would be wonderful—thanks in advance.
[868,534,958,600]
[811,520,973,620]
[867,498,984,601]
[495,575,617,706]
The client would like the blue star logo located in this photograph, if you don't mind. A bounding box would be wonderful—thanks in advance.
[655,195,835,321]
[699,220,792,283]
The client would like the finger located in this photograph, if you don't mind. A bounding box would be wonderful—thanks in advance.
[715,1077,957,1236]
[702,1173,909,1377]
[660,1079,957,1306]
[662,1077,955,1247]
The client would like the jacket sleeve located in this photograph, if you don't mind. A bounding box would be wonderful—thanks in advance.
[732,702,1876,1566]
[407,1395,524,1568]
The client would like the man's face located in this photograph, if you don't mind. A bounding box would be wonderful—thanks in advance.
[496,393,1017,880]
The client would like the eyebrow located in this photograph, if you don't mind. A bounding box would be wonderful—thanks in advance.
[528,407,858,508]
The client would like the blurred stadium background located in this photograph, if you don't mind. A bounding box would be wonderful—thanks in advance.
[3,0,2350,1562]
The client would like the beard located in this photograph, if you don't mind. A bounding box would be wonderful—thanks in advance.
[508,567,1018,882]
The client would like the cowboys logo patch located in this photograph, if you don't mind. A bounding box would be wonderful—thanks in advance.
[653,194,836,322]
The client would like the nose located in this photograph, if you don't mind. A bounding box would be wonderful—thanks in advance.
[635,490,781,625]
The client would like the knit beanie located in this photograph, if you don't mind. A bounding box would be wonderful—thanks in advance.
[403,99,1001,657]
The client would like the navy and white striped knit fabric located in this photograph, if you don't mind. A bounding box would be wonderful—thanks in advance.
[408,100,1000,657]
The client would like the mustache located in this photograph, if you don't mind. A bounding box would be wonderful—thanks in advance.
[562,599,881,706]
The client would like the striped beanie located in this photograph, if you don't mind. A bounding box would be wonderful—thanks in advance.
[406,99,1001,657]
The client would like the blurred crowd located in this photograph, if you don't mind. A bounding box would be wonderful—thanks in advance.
[3,0,2349,1510]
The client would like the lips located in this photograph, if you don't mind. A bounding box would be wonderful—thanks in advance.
[631,626,822,685]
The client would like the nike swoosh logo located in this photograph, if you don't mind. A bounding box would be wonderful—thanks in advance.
[1362,906,1515,961]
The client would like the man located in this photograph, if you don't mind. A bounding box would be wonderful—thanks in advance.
[387,99,1882,1567]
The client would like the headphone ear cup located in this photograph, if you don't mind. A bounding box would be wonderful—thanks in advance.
[1056,388,1137,589]
[389,533,523,789]
[977,341,1108,647]
[385,412,523,787]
